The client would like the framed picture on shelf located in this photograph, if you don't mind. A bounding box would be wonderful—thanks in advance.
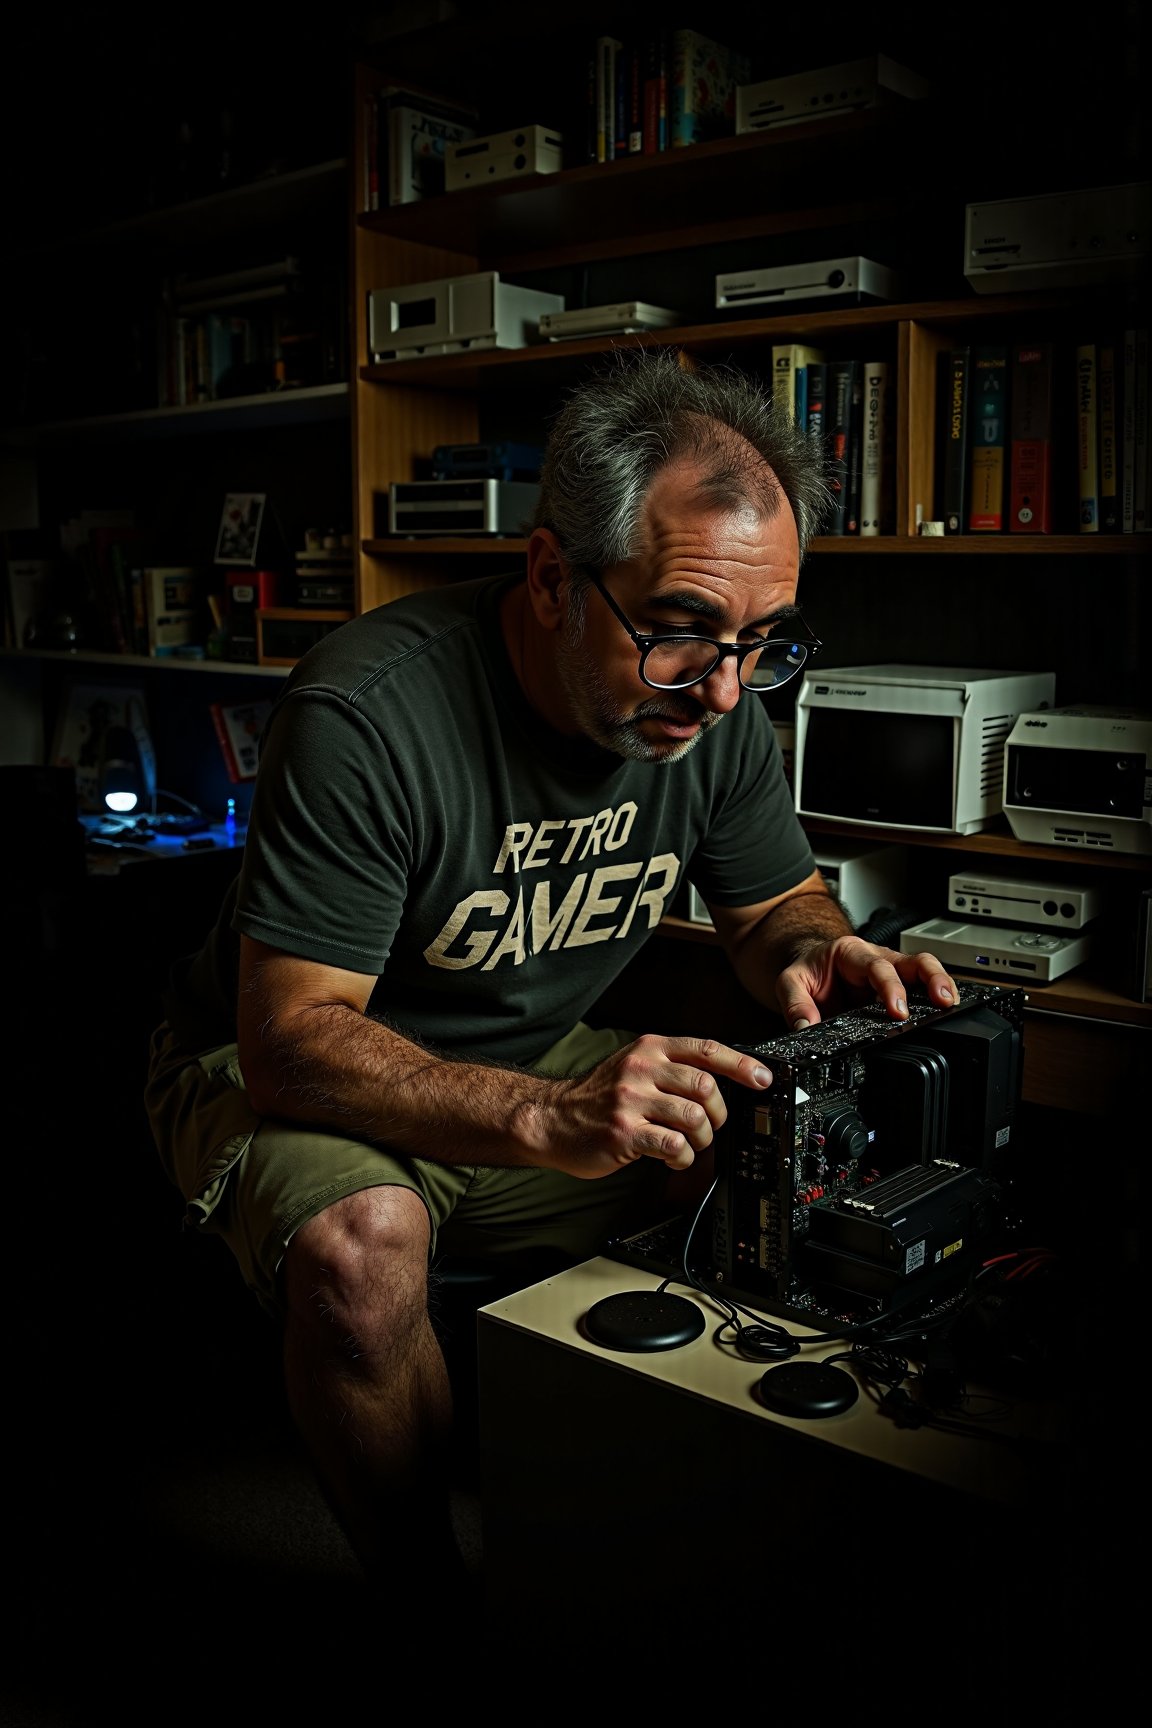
[214,493,267,566]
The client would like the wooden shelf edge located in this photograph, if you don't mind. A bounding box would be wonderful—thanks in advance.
[656,916,1150,1027]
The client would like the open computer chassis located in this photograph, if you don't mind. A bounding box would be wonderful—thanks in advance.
[609,981,1026,1331]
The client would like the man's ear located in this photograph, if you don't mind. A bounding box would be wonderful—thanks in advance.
[526,528,567,631]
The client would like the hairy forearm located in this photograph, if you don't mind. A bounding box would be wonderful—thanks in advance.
[245,1003,553,1166]
[724,888,854,1007]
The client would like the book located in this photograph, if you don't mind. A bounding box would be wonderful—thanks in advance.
[804,361,828,449]
[668,29,750,148]
[642,30,669,153]
[1008,343,1055,534]
[843,363,866,534]
[388,102,477,206]
[367,85,478,210]
[967,346,1009,532]
[939,348,971,535]
[1135,326,1150,534]
[859,361,890,536]
[143,565,201,656]
[1121,327,1139,533]
[595,36,623,162]
[1098,339,1119,533]
[771,343,825,425]
[1075,341,1099,533]
[826,358,860,535]
[210,698,274,783]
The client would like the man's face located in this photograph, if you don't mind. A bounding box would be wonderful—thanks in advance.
[555,464,802,763]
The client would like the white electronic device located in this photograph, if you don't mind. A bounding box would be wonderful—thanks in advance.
[737,54,930,132]
[899,917,1092,983]
[1003,705,1152,855]
[368,271,564,362]
[538,302,684,340]
[387,479,540,536]
[947,871,1105,931]
[715,256,904,312]
[686,840,907,931]
[964,182,1151,294]
[445,125,563,191]
[794,665,1057,837]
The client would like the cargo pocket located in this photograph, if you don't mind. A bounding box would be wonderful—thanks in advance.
[174,1043,258,1229]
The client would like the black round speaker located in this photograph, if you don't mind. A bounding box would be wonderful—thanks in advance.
[583,1291,706,1352]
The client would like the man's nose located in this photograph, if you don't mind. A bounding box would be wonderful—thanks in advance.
[692,656,743,713]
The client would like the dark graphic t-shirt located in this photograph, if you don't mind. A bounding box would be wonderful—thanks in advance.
[168,573,813,1065]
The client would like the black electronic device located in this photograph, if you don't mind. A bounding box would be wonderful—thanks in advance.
[608,981,1024,1332]
[430,440,544,481]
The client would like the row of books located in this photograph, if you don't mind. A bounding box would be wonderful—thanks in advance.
[358,28,752,210]
[934,330,1150,535]
[157,257,345,407]
[589,28,751,163]
[771,344,894,537]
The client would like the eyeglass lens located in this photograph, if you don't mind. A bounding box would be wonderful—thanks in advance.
[641,637,812,691]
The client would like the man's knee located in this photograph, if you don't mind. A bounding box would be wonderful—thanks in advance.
[285,1185,432,1334]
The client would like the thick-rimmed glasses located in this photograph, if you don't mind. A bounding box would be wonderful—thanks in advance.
[585,571,822,693]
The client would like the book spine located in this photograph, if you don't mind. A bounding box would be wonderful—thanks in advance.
[967,346,1008,532]
[1098,339,1119,532]
[642,31,668,153]
[940,348,971,534]
[859,362,889,536]
[1075,341,1099,533]
[596,37,622,162]
[1121,327,1138,533]
[628,42,644,154]
[826,359,858,535]
[805,363,827,451]
[843,363,865,535]
[210,702,243,782]
[1008,342,1054,533]
[1135,326,1150,533]
[794,364,810,432]
[771,346,794,421]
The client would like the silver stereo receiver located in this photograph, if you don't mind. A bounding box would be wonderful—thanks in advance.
[899,917,1092,983]
[737,54,929,132]
[715,255,904,312]
[1003,705,1152,854]
[445,125,563,191]
[368,270,564,362]
[538,302,684,340]
[964,182,1151,294]
[387,479,540,536]
[947,870,1105,931]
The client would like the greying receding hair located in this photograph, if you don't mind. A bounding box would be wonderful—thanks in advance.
[533,345,835,570]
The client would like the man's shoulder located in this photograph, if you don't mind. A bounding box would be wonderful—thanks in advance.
[283,571,516,697]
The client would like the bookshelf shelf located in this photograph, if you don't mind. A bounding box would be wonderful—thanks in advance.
[0,646,290,678]
[21,383,350,446]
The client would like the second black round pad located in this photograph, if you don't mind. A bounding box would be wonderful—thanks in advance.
[583,1291,706,1352]
[758,1361,859,1417]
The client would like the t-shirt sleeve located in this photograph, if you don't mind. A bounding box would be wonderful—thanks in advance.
[688,701,815,907]
[231,689,410,975]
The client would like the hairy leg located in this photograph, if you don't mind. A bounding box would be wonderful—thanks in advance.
[280,1185,466,1591]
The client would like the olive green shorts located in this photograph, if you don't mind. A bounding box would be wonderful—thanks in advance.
[144,1020,667,1314]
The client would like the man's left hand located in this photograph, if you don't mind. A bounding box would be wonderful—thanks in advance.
[777,934,959,1032]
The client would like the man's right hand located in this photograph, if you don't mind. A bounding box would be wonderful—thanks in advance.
[534,1034,774,1179]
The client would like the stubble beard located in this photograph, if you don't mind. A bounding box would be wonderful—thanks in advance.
[555,609,720,764]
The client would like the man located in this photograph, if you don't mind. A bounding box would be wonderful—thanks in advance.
[145,346,956,1600]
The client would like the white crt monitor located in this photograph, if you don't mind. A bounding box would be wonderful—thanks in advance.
[794,665,1057,836]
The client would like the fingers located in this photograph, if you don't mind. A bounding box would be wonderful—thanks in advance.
[778,936,961,1029]
[577,1035,774,1175]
